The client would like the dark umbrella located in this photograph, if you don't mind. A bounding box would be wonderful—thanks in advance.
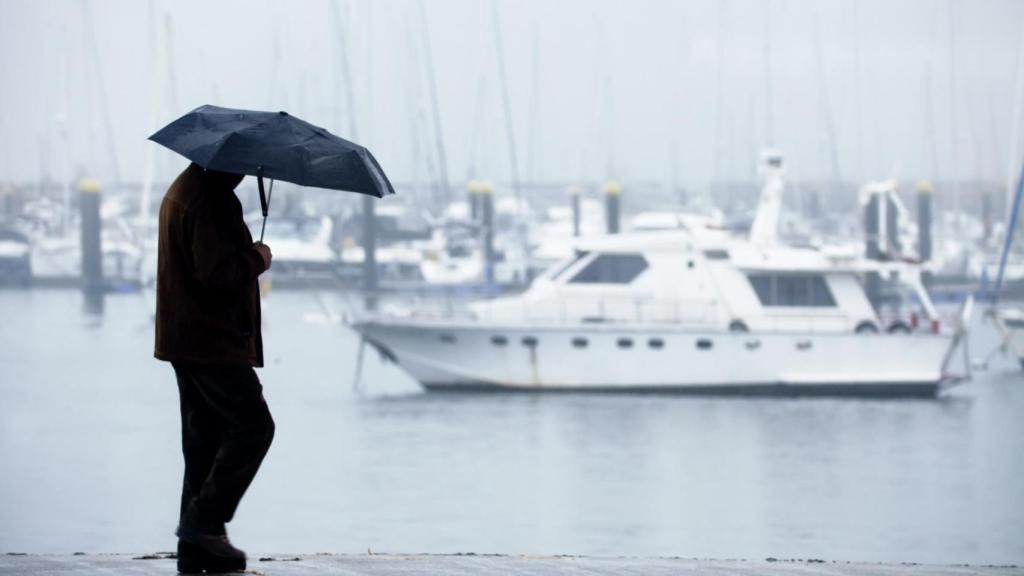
[149,104,394,241]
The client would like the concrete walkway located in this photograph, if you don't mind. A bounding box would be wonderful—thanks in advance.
[1,553,1020,576]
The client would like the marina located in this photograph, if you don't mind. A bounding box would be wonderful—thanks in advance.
[2,0,1024,570]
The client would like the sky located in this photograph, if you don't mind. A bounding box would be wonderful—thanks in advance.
[0,0,1022,192]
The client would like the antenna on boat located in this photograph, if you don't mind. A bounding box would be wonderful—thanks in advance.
[749,149,784,247]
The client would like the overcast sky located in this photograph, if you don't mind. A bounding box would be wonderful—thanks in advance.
[1,0,1022,191]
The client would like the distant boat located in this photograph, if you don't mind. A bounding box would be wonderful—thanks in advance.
[0,226,31,286]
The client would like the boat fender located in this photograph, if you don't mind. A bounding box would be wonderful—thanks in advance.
[886,320,911,334]
[728,319,749,333]
[855,320,880,334]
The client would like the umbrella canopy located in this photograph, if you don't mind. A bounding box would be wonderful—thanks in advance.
[149,104,395,198]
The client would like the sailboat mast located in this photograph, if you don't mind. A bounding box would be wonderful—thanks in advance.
[416,0,452,206]
[490,0,529,277]
[947,0,961,233]
[1005,10,1024,218]
[490,1,522,209]
[993,163,1024,305]
[82,0,121,188]
[812,11,840,182]
[140,6,170,225]
[763,0,774,146]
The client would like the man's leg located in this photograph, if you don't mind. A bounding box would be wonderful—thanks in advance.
[172,363,223,529]
[179,363,275,531]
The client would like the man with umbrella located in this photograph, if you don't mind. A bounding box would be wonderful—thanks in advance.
[151,105,393,573]
[154,162,274,573]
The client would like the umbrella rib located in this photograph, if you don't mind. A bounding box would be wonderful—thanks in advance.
[204,131,241,169]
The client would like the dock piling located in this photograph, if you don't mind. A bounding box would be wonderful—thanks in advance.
[361,194,377,309]
[569,185,581,237]
[604,180,621,234]
[480,181,495,284]
[79,178,103,294]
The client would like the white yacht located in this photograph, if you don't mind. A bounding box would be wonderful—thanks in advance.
[350,153,968,397]
[352,230,963,396]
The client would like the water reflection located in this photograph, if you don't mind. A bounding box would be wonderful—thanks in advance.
[81,287,105,321]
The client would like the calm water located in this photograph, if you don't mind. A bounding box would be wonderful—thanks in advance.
[0,289,1022,564]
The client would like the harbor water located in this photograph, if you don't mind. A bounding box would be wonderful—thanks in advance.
[0,289,1022,564]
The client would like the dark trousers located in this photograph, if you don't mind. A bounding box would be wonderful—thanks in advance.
[172,362,275,531]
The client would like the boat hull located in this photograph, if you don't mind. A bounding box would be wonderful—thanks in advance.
[353,320,951,398]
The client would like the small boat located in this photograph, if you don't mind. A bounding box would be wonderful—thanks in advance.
[0,226,31,286]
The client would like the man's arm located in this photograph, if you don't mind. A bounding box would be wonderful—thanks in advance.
[188,196,268,290]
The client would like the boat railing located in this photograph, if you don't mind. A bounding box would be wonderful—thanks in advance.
[391,295,935,335]
[401,295,724,326]
[758,311,854,333]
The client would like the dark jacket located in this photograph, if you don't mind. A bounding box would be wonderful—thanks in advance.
[154,163,267,367]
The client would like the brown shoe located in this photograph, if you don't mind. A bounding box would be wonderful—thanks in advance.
[176,539,246,574]
[175,523,246,562]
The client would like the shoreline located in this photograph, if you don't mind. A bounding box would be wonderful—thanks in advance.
[1,552,1020,575]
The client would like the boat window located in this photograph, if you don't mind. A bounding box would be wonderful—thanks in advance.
[569,253,648,284]
[746,273,836,307]
[617,337,634,349]
[648,338,665,349]
[438,334,457,344]
[572,337,588,348]
[521,336,539,348]
[703,249,730,260]
[696,339,713,350]
[548,251,589,280]
[490,335,508,346]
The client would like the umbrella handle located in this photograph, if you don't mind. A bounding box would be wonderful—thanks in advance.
[256,167,274,243]
[257,167,268,217]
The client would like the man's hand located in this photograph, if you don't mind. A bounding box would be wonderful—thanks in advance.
[253,242,272,271]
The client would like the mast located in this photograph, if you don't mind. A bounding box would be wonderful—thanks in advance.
[490,0,529,277]
[763,0,774,146]
[1005,10,1024,219]
[526,17,541,185]
[140,7,172,225]
[416,0,452,206]
[812,11,840,182]
[852,0,865,178]
[993,164,1024,306]
[947,0,961,233]
[81,0,121,188]
[713,0,727,188]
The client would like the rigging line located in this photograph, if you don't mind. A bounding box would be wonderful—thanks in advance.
[992,162,1024,307]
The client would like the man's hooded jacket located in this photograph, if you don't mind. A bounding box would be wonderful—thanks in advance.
[155,163,266,367]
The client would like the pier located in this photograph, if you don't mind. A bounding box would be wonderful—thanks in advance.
[1,553,1019,576]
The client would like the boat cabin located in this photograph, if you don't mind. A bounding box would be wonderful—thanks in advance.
[471,231,938,334]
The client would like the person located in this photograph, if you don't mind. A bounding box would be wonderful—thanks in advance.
[154,163,275,574]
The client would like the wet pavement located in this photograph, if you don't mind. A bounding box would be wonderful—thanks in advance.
[0,553,1020,576]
